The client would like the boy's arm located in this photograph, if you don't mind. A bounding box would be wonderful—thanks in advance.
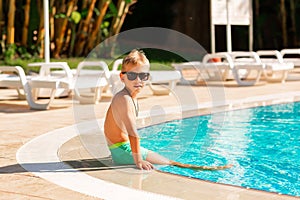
[111,95,153,169]
[129,135,153,170]
[128,135,142,165]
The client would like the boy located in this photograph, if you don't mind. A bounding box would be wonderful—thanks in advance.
[104,49,232,171]
[104,49,170,170]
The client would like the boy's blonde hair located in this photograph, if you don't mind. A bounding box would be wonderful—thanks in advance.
[121,49,150,71]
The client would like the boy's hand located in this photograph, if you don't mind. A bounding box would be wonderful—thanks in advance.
[136,160,154,170]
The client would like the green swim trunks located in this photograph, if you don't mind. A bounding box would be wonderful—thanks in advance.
[109,141,149,165]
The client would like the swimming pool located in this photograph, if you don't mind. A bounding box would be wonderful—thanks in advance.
[139,102,300,197]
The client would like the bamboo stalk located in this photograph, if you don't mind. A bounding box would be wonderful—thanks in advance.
[109,0,136,56]
[53,0,75,58]
[110,0,125,36]
[22,0,31,46]
[0,0,3,26]
[115,0,136,35]
[85,0,111,53]
[0,0,2,21]
[50,4,55,42]
[37,0,44,58]
[74,0,97,56]
[7,0,16,44]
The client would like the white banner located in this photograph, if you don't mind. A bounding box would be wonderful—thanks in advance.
[211,0,251,25]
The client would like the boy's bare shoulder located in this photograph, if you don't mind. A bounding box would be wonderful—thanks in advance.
[112,90,130,105]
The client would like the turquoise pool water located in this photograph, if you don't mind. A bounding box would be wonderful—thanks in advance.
[139,102,300,197]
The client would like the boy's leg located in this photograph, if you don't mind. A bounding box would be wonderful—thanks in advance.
[145,151,171,165]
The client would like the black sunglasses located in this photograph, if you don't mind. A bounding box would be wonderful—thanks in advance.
[121,71,150,81]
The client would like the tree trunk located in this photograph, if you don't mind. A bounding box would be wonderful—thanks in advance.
[0,0,3,36]
[109,0,136,56]
[0,0,2,22]
[0,0,4,54]
[0,0,3,53]
[50,7,56,45]
[280,0,288,47]
[74,0,97,56]
[36,0,45,58]
[110,0,125,37]
[53,0,76,58]
[115,0,136,35]
[7,0,16,44]
[85,0,111,54]
[82,0,89,10]
[254,0,262,49]
[22,0,31,46]
[49,0,56,44]
[110,0,136,36]
[289,0,297,46]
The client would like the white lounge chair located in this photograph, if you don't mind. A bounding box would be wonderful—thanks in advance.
[112,58,123,71]
[202,51,265,86]
[73,61,111,104]
[31,61,113,104]
[148,70,181,95]
[0,66,70,110]
[171,61,203,84]
[256,50,294,83]
[200,54,232,82]
[108,59,127,94]
[28,62,73,98]
[280,49,300,67]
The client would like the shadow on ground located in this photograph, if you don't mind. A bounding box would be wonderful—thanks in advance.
[0,157,136,174]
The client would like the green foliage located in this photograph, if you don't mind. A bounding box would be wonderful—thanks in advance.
[94,8,100,16]
[149,63,173,70]
[0,57,42,73]
[54,13,67,19]
[4,44,17,61]
[3,45,35,67]
[71,11,81,24]
[0,57,85,73]
[101,21,110,38]
[0,55,174,74]
[108,2,118,16]
[80,8,89,19]
[54,57,84,69]
[17,46,32,60]
[142,48,186,63]
[29,44,41,57]
[0,0,140,60]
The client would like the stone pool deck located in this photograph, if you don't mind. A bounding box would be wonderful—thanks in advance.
[1,77,300,199]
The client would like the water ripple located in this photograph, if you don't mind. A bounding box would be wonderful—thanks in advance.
[141,102,300,197]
